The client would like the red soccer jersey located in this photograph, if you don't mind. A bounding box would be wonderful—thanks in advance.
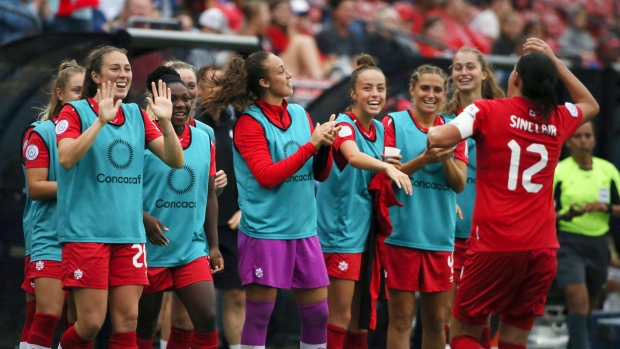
[467,97,583,252]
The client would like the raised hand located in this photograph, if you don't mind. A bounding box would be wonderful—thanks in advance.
[146,80,173,122]
[523,38,557,61]
[96,81,122,125]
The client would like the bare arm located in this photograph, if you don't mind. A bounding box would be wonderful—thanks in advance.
[26,168,56,200]
[204,176,223,273]
[340,140,413,195]
[443,159,467,193]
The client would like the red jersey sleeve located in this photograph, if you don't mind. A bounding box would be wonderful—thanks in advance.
[56,104,83,141]
[25,132,51,169]
[333,122,357,151]
[233,114,317,190]
[142,109,163,144]
[556,102,583,141]
[381,116,396,147]
[210,142,216,176]
[471,100,489,141]
[454,139,469,165]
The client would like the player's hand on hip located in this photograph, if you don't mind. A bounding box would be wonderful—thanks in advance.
[146,80,173,122]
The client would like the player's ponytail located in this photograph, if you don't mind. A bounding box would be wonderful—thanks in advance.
[201,51,270,116]
[38,60,86,121]
[516,52,559,121]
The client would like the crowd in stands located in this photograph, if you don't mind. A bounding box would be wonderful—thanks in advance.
[2,0,620,74]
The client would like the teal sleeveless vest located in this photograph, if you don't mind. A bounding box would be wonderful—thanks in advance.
[143,127,212,267]
[193,119,215,142]
[57,100,146,243]
[30,120,61,261]
[22,121,41,256]
[233,103,316,240]
[386,111,456,251]
[317,113,384,253]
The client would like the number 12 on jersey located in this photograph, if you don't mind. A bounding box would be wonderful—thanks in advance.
[507,140,548,193]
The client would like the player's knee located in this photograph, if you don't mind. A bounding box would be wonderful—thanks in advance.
[77,316,106,340]
[564,291,589,314]
[192,306,217,333]
[300,300,329,328]
[390,312,415,333]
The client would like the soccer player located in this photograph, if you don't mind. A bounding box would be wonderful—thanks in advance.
[202,51,338,349]
[197,64,245,349]
[316,54,411,349]
[24,60,85,349]
[136,66,222,349]
[382,65,468,349]
[554,121,620,349]
[427,38,600,349]
[440,46,505,348]
[55,46,184,349]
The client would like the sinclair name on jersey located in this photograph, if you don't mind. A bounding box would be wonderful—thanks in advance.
[509,114,557,137]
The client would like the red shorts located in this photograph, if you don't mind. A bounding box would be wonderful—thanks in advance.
[452,249,557,331]
[143,256,213,293]
[62,243,148,290]
[383,244,454,292]
[30,260,62,281]
[453,238,469,284]
[324,253,363,281]
[21,256,35,294]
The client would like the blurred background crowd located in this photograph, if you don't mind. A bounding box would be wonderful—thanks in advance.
[3,0,620,78]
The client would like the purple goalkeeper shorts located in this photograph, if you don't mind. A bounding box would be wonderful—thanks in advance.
[238,231,330,289]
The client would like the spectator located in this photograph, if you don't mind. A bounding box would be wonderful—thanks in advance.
[417,16,453,58]
[559,5,597,66]
[0,0,44,44]
[316,0,365,78]
[199,7,230,33]
[428,0,491,53]
[596,35,620,69]
[103,0,160,32]
[470,0,512,41]
[240,0,273,52]
[365,6,420,78]
[217,0,245,33]
[266,0,324,78]
[491,10,523,56]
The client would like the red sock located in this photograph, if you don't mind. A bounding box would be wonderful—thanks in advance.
[190,330,218,349]
[480,326,491,349]
[20,300,36,345]
[137,337,153,349]
[167,327,192,349]
[59,325,92,349]
[498,343,526,349]
[109,332,138,349]
[450,335,485,349]
[343,331,368,349]
[327,324,346,349]
[27,313,61,349]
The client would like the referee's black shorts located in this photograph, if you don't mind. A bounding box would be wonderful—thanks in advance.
[555,231,610,298]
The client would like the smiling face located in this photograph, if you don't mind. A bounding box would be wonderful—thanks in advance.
[92,50,132,101]
[260,53,293,99]
[176,68,197,102]
[57,72,85,104]
[169,82,192,128]
[350,69,386,119]
[410,73,445,117]
[452,51,487,94]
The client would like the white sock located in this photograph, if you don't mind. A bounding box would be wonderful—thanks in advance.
[241,346,265,349]
[160,339,167,349]
[19,342,26,349]
[229,345,242,349]
[300,343,327,349]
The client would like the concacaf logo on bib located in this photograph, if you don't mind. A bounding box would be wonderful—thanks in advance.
[55,120,69,134]
[565,102,579,118]
[167,165,196,195]
[25,144,39,161]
